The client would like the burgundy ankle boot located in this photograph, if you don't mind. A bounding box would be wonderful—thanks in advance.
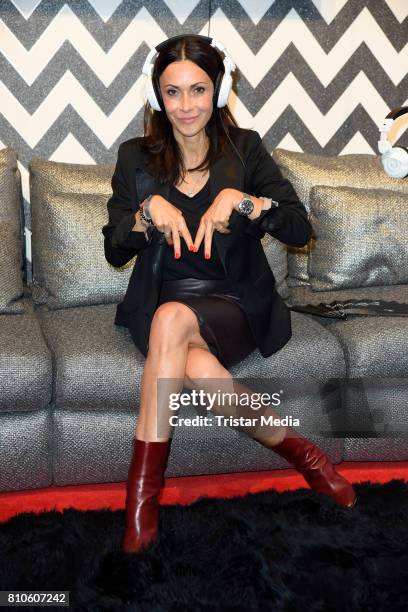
[264,427,356,507]
[122,438,172,554]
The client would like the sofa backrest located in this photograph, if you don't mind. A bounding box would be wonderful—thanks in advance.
[0,148,24,313]
[3,146,408,311]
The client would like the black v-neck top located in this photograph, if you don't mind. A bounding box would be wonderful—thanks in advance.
[162,180,226,281]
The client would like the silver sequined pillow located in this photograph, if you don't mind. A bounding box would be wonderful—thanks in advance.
[29,159,134,309]
[273,149,408,287]
[261,233,289,300]
[308,185,408,291]
[0,148,24,313]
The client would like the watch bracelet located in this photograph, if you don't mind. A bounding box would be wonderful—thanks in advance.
[260,196,279,209]
[139,207,154,226]
[139,195,154,225]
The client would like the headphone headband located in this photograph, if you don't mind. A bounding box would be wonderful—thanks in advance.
[141,34,236,111]
[155,34,212,54]
[386,106,408,121]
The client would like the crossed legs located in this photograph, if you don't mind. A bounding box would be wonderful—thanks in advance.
[135,300,285,443]
[123,301,356,553]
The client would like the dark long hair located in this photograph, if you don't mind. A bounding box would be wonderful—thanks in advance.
[142,35,239,185]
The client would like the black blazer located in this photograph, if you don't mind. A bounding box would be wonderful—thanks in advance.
[102,127,312,359]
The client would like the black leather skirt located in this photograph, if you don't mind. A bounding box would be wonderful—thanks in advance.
[156,277,257,368]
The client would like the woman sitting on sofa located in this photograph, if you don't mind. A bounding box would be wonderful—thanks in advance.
[102,34,357,555]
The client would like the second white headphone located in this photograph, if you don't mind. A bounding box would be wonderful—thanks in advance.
[141,34,236,112]
[378,106,408,179]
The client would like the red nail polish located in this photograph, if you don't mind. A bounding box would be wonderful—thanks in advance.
[193,246,198,252]
[188,245,194,251]
[205,253,210,259]
[175,252,180,259]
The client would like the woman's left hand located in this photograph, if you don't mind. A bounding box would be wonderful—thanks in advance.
[192,188,241,258]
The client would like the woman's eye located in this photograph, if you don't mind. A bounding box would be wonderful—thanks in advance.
[165,87,206,96]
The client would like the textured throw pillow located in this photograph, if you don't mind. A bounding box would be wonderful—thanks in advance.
[261,233,289,300]
[29,159,134,309]
[273,148,408,288]
[0,148,24,313]
[308,185,408,292]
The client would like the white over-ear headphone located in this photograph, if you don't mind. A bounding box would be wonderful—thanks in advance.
[378,107,408,179]
[141,34,236,112]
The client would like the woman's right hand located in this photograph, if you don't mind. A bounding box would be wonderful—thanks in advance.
[148,195,195,258]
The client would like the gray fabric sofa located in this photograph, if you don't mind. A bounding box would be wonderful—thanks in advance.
[1,145,408,493]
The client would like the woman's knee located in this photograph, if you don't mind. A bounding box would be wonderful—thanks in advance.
[149,302,198,348]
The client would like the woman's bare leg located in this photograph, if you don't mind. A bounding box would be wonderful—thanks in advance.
[182,347,356,508]
[135,302,213,442]
[183,346,287,445]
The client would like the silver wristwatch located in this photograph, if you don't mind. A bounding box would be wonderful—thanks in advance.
[237,193,254,216]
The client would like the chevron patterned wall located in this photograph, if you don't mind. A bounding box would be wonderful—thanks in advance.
[0,0,407,282]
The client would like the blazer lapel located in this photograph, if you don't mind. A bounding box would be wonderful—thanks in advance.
[209,151,245,270]
[135,148,245,270]
[135,168,170,205]
[135,168,170,246]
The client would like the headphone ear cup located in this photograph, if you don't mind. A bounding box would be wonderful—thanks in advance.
[216,71,232,108]
[143,67,162,111]
[152,71,164,112]
[382,146,408,179]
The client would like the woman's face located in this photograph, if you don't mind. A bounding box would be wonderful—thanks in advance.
[159,60,214,142]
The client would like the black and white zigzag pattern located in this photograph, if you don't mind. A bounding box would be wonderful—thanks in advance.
[0,0,407,274]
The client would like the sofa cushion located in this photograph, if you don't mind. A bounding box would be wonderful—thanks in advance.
[0,148,24,313]
[308,186,408,291]
[290,282,408,372]
[288,284,408,438]
[0,409,52,491]
[327,338,408,440]
[0,299,52,411]
[342,438,408,461]
[327,316,408,378]
[29,159,134,309]
[232,310,346,379]
[229,311,348,437]
[36,303,145,410]
[273,148,408,287]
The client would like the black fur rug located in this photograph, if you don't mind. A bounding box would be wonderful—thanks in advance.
[1,480,408,611]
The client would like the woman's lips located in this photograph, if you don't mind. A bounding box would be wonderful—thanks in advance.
[178,116,198,124]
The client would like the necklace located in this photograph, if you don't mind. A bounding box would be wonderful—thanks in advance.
[181,169,209,198]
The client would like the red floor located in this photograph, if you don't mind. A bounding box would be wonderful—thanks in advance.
[1,461,408,524]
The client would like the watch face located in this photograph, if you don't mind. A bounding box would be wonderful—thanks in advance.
[239,198,254,215]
